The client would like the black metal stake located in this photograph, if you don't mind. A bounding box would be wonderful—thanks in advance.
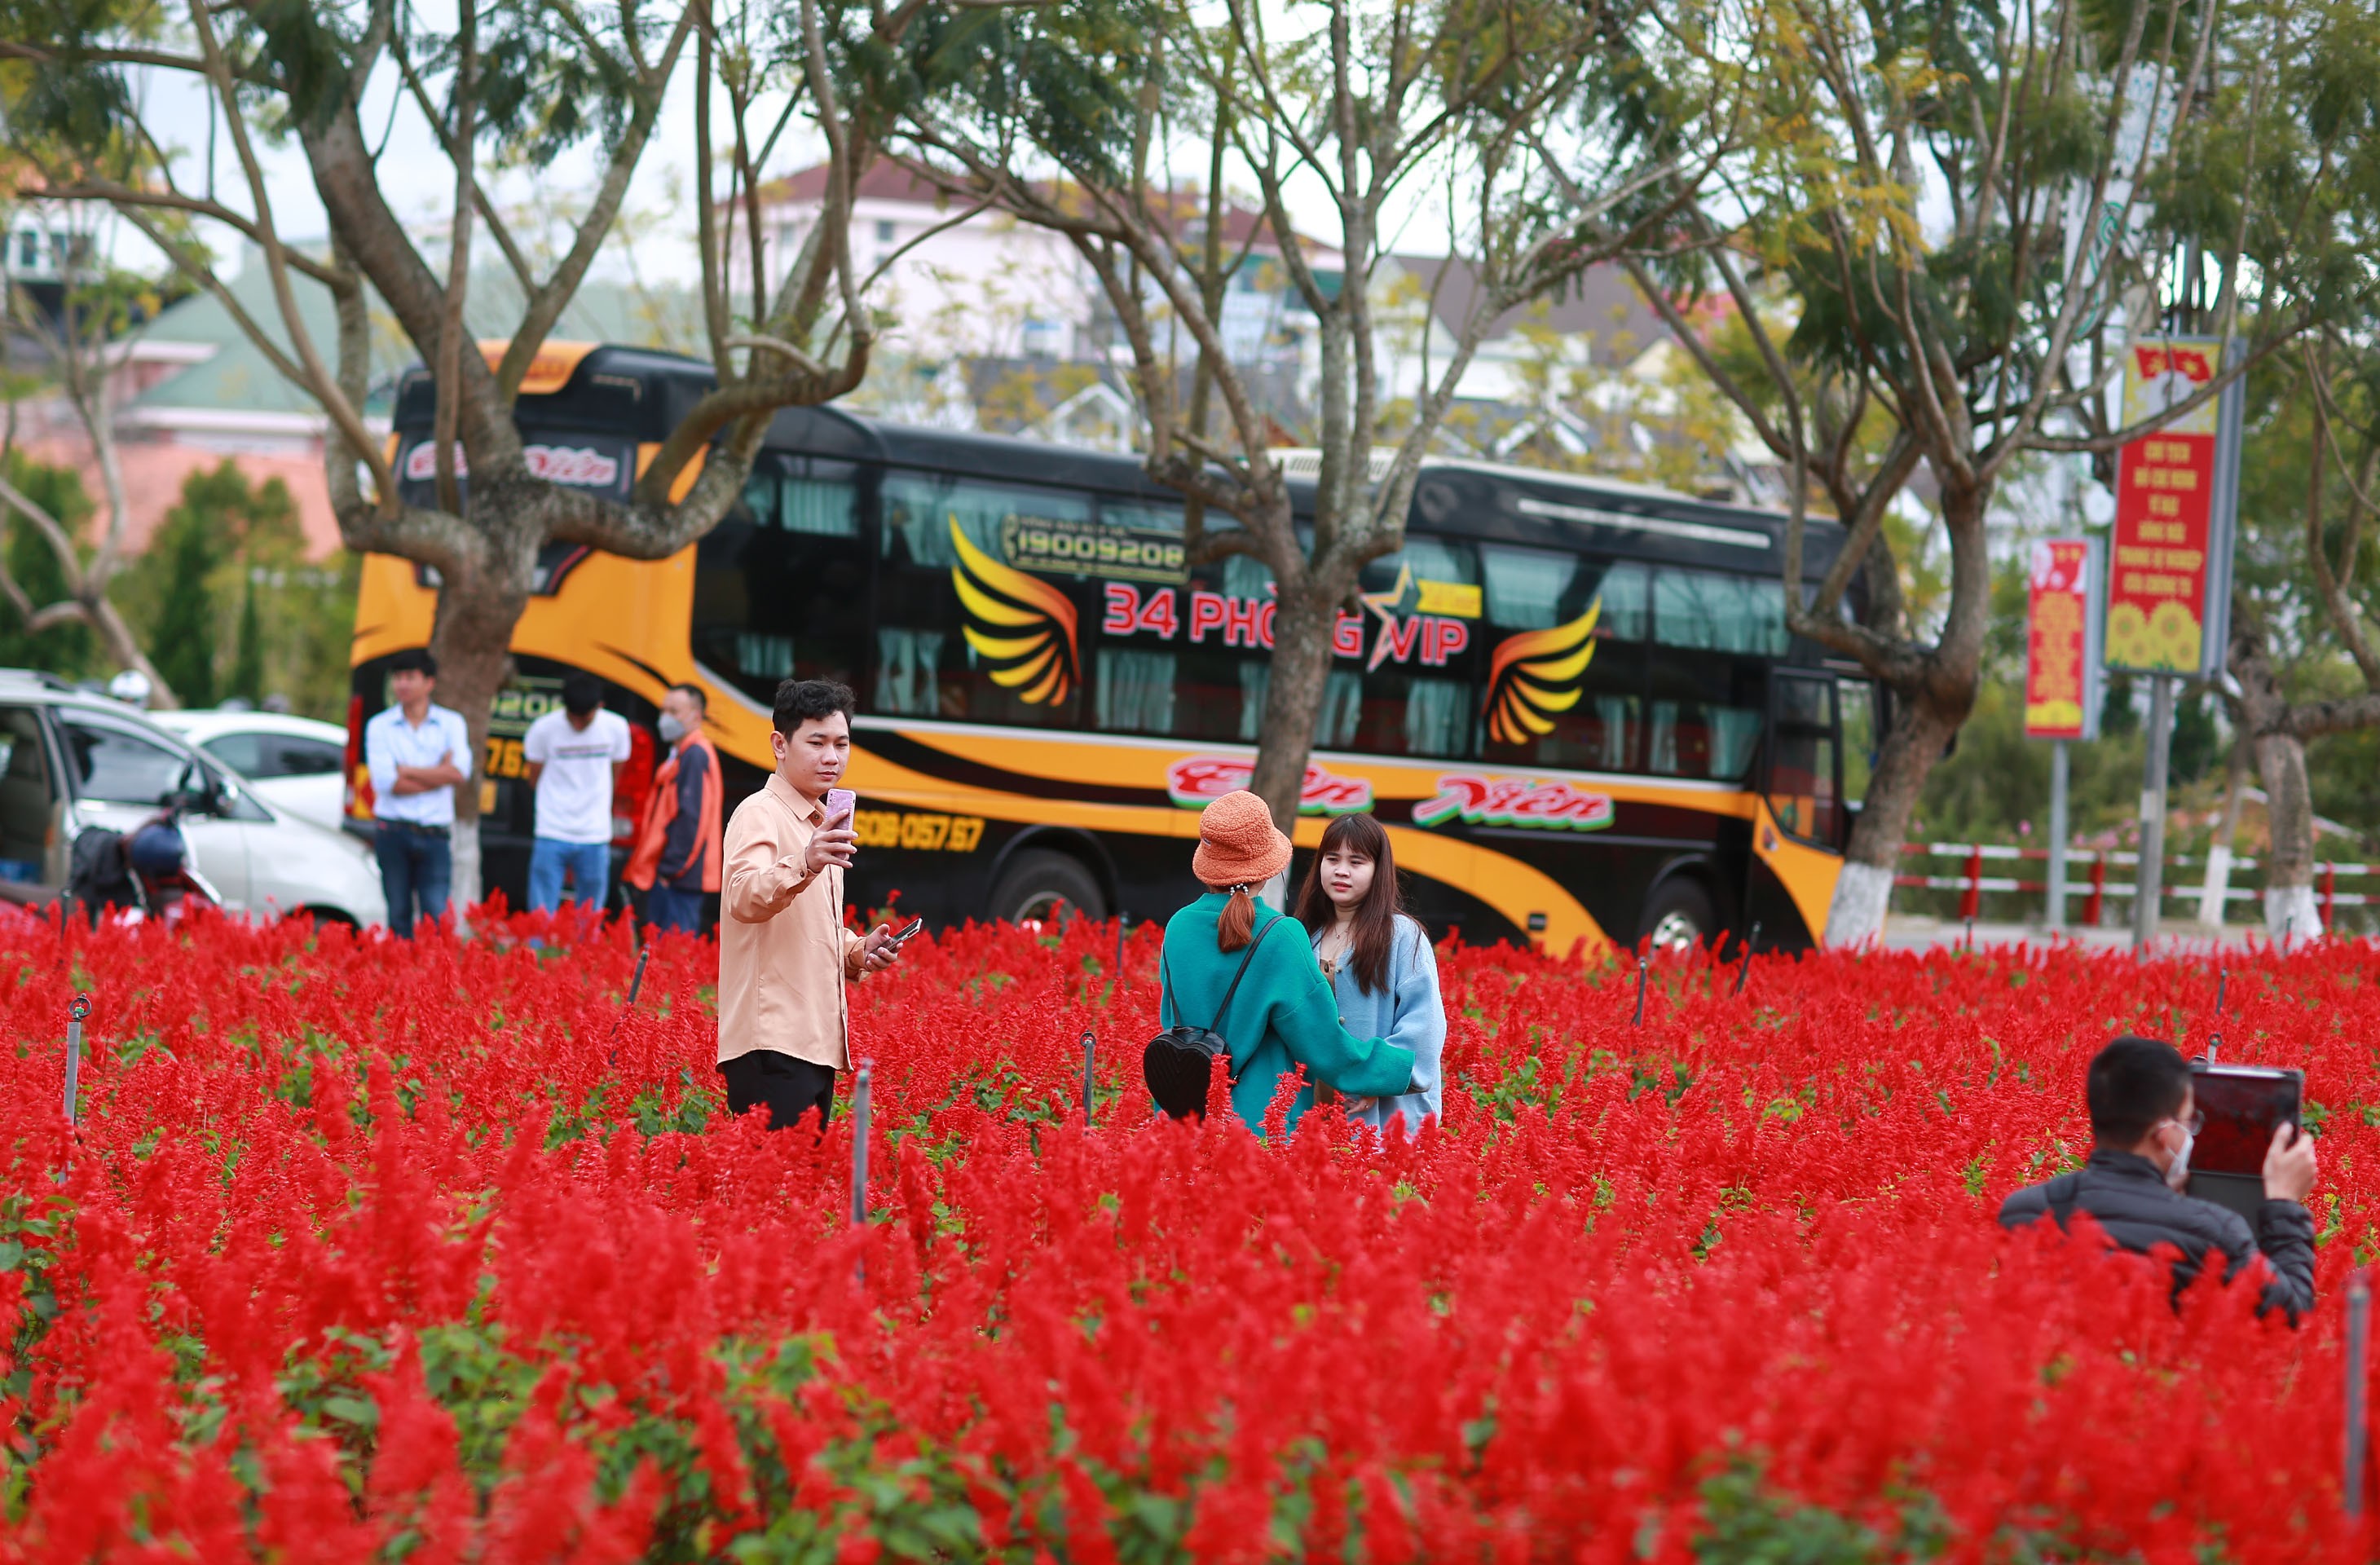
[2349,1269,2370,1517]
[605,943,654,1067]
[1633,954,1647,1027]
[1964,915,1974,951]
[625,942,650,1008]
[1081,1030,1096,1127]
[1733,923,1762,999]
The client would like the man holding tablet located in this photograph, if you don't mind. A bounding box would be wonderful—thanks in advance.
[716,678,906,1131]
[1999,1035,2318,1321]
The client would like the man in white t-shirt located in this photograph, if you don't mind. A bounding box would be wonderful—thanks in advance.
[522,672,632,915]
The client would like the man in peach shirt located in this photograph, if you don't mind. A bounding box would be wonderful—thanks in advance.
[717,679,902,1129]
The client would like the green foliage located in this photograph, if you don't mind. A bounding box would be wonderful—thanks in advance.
[1911,682,2144,866]
[145,500,222,707]
[0,451,95,678]
[112,460,356,719]
[229,572,264,706]
[1695,1462,1904,1564]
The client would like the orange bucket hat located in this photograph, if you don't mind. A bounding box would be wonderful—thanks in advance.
[1192,789,1292,888]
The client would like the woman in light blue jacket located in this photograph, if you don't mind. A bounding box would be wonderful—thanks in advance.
[1292,813,1447,1135]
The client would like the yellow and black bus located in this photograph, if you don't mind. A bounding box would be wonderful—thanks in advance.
[350,342,1873,955]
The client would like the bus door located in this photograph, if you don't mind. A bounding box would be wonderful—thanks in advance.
[1743,669,1845,946]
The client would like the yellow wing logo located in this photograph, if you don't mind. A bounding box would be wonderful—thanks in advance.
[1483,599,1600,743]
[950,517,1079,705]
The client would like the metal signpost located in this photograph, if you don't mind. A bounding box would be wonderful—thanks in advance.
[2024,538,2104,932]
[2100,336,2245,948]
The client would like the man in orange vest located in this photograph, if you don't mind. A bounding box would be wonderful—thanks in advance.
[625,682,722,932]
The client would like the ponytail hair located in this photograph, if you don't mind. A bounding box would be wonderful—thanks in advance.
[1217,884,1258,952]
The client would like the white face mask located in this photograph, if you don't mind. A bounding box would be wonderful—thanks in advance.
[2162,1120,2195,1191]
[658,713,688,744]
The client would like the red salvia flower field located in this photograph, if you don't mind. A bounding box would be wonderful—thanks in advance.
[3,907,2378,1561]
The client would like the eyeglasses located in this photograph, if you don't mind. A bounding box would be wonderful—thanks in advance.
[2166,1111,2205,1135]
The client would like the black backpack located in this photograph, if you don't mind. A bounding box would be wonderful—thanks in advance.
[1144,912,1279,1120]
[67,822,141,918]
[68,827,139,921]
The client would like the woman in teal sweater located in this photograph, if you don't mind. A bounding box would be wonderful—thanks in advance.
[1157,791,1417,1135]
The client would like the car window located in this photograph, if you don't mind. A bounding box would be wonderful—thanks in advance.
[201,757,273,822]
[202,733,268,777]
[0,706,54,883]
[61,718,191,805]
[273,738,344,777]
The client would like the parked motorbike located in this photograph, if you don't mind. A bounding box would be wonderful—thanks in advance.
[68,765,225,924]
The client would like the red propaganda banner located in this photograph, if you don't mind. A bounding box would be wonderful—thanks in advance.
[2105,337,2237,676]
[2024,539,2099,740]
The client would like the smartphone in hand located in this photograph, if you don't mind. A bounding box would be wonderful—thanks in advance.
[890,915,926,946]
[824,787,857,829]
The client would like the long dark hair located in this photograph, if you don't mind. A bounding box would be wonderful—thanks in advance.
[1293,813,1402,994]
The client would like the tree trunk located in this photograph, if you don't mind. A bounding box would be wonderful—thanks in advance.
[1247,575,1340,835]
[2228,613,2317,939]
[1820,479,1990,947]
[425,537,531,922]
[86,595,175,709]
[1826,682,1959,946]
[2196,725,2250,926]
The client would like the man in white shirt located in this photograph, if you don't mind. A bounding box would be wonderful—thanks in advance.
[363,648,472,937]
[522,671,632,915]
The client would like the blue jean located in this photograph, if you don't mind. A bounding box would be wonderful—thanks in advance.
[375,821,452,937]
[645,882,706,934]
[528,837,612,914]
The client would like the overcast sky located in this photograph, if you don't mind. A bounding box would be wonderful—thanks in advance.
[127,40,1435,293]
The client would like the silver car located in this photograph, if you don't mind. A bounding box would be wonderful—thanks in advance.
[152,709,349,831]
[0,672,387,927]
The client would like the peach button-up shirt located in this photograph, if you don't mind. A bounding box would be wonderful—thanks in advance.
[717,774,867,1069]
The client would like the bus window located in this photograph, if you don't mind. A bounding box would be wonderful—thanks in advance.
[1087,536,1294,743]
[878,471,1089,728]
[1095,648,1178,732]
[1236,668,1362,747]
[691,457,866,704]
[1767,673,1840,844]
[1347,539,1481,760]
[1648,568,1776,780]
[1480,547,1648,774]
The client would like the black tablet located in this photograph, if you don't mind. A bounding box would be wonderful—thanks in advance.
[2184,1062,2303,1220]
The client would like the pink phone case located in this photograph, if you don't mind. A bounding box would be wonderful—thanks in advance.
[824,787,856,827]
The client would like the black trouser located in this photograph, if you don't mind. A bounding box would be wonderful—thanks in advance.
[719,1049,836,1131]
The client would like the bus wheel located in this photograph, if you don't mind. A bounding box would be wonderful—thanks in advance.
[989,849,1107,930]
[1639,878,1717,954]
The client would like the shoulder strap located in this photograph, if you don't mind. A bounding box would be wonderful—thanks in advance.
[1208,912,1281,1032]
[2046,1170,2086,1232]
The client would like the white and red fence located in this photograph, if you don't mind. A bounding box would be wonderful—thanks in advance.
[1894,842,2378,930]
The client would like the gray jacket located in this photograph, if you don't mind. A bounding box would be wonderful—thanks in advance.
[1999,1148,2316,1323]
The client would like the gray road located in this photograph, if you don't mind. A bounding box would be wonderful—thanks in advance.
[1879,915,2270,954]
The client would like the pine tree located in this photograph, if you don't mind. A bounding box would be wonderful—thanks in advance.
[147,514,219,708]
[229,570,264,705]
[0,452,97,677]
